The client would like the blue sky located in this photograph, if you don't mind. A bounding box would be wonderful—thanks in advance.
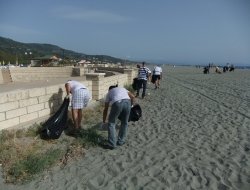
[0,0,249,65]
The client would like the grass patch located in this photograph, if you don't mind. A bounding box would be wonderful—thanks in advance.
[75,128,103,147]
[7,149,63,184]
[0,103,105,184]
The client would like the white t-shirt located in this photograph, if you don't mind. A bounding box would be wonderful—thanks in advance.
[105,87,130,105]
[153,66,162,75]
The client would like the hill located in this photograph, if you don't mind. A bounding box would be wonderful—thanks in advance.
[0,36,130,65]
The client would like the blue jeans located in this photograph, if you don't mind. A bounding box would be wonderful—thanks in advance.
[108,99,131,148]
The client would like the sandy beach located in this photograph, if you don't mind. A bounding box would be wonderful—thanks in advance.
[1,66,250,190]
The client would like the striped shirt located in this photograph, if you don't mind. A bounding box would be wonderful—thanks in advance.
[138,67,151,80]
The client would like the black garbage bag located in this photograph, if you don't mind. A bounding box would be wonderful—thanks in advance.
[129,104,142,122]
[40,97,70,139]
[151,75,157,84]
[118,104,142,122]
[203,67,209,74]
[132,77,139,90]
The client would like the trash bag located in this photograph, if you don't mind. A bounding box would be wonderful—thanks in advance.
[40,97,70,139]
[151,75,157,84]
[132,77,139,90]
[118,104,142,122]
[203,67,209,74]
[129,104,142,122]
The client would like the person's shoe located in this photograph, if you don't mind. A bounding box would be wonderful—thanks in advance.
[117,142,125,146]
[99,142,115,150]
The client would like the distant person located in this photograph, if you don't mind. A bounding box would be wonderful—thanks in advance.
[152,65,162,89]
[102,85,135,149]
[215,66,222,74]
[65,80,90,129]
[136,62,151,99]
[203,66,209,74]
[229,64,235,72]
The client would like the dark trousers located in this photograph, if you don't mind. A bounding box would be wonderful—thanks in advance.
[136,79,147,98]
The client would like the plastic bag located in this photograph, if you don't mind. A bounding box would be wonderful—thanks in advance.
[132,77,139,90]
[118,104,142,122]
[40,97,70,139]
[129,104,142,122]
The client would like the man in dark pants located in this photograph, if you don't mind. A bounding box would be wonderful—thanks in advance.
[136,62,151,99]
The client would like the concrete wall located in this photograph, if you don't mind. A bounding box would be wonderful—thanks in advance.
[0,80,92,130]
[9,67,75,82]
[86,68,137,100]
[0,68,12,84]
[0,68,137,130]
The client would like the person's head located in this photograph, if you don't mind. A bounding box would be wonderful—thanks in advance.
[65,80,72,85]
[142,62,145,67]
[108,84,118,91]
[136,64,141,68]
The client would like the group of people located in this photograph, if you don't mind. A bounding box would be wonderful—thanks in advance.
[64,62,162,150]
[203,64,235,74]
[135,62,163,98]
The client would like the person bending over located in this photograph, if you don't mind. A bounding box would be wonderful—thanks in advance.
[65,80,90,129]
[102,85,135,149]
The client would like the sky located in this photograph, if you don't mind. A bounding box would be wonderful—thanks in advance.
[0,0,249,66]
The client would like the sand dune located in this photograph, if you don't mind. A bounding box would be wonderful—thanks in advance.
[1,66,250,190]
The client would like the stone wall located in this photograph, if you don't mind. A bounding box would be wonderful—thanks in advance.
[86,69,136,100]
[0,80,92,130]
[0,68,12,84]
[9,67,75,82]
[0,68,137,130]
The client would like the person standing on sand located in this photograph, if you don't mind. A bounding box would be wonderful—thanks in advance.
[101,85,135,149]
[65,80,90,130]
[152,64,162,89]
[136,62,151,99]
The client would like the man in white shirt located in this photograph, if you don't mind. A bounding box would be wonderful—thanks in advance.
[152,65,162,89]
[65,80,90,129]
[102,85,135,149]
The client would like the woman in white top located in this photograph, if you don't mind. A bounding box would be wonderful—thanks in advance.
[65,80,90,129]
[102,85,135,149]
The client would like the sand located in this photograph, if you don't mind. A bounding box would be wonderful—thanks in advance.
[1,66,250,190]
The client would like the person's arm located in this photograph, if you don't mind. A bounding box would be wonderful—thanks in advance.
[65,83,71,98]
[128,91,135,106]
[103,102,109,123]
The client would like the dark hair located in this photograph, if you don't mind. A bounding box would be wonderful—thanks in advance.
[108,84,118,90]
